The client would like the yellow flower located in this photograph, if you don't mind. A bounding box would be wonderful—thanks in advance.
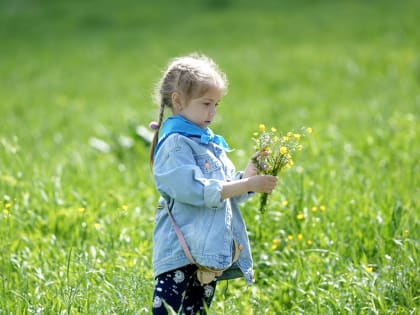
[287,235,293,241]
[3,209,9,216]
[94,223,101,230]
[307,240,313,245]
[259,124,266,132]
[271,239,280,250]
[297,234,303,241]
[287,132,293,137]
[297,213,304,220]
[365,266,373,273]
[271,127,277,132]
[282,200,289,207]
[320,205,327,212]
[297,144,303,151]
[293,133,301,140]
[5,203,11,209]
[122,205,128,211]
[307,127,313,134]
[311,206,318,212]
[279,146,288,155]
[78,207,86,213]
[253,132,259,137]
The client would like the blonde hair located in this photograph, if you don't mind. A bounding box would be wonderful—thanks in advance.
[149,53,228,165]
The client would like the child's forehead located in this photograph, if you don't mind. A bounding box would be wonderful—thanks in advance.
[195,86,224,100]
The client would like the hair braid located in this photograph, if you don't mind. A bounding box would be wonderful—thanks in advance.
[149,102,166,166]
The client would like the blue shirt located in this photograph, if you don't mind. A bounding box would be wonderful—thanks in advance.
[152,131,255,284]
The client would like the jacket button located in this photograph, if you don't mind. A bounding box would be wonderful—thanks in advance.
[238,244,244,250]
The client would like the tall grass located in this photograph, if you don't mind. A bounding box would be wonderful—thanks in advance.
[1,0,419,313]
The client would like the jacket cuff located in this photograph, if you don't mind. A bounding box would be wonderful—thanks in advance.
[203,179,225,208]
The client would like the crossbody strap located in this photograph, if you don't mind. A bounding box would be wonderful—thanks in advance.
[164,199,197,266]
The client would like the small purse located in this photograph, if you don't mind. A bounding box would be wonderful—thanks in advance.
[196,269,224,285]
[163,200,241,285]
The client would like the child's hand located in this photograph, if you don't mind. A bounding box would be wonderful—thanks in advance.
[243,160,258,179]
[247,175,278,193]
[221,172,278,200]
[242,151,269,179]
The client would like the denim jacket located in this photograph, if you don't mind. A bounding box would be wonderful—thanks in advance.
[152,133,255,284]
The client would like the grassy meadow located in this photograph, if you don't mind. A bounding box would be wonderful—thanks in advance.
[1,0,419,313]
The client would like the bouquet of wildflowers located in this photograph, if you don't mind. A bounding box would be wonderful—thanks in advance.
[252,124,312,213]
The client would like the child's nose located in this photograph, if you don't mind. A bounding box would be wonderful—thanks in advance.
[209,105,217,115]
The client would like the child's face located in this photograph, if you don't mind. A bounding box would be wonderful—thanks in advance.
[177,87,224,129]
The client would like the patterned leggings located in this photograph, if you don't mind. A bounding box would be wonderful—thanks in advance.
[152,264,217,315]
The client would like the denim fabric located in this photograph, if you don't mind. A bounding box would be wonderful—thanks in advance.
[153,133,255,284]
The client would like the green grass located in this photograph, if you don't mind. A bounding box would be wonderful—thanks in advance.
[1,0,419,313]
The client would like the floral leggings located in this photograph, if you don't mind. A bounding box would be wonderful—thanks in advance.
[152,264,217,315]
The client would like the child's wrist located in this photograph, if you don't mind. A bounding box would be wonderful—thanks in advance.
[243,177,252,192]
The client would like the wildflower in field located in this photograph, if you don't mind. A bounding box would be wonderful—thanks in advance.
[78,207,85,213]
[365,266,373,273]
[252,124,311,213]
[287,235,293,241]
[311,206,318,212]
[307,240,313,245]
[297,213,304,220]
[282,200,289,207]
[320,205,327,212]
[271,239,280,250]
[3,209,10,217]
[122,205,128,211]
[94,223,101,230]
[297,234,303,241]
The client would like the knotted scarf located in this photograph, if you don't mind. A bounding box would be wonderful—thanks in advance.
[154,115,233,157]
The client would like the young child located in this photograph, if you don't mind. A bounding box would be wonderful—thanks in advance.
[149,53,278,314]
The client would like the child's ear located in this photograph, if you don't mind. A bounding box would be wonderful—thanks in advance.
[171,92,183,111]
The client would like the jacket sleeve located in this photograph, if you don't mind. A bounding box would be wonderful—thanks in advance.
[153,135,225,209]
[230,171,255,204]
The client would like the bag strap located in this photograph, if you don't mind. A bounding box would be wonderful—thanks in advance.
[163,199,197,266]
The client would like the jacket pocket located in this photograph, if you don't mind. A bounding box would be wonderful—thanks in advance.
[195,154,222,174]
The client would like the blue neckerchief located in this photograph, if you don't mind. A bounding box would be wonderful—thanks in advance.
[154,115,233,157]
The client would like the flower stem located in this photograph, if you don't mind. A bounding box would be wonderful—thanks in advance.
[259,193,269,214]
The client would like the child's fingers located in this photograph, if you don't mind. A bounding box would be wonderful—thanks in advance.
[252,150,270,160]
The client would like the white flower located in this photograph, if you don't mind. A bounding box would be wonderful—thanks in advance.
[174,270,185,283]
[203,284,214,298]
[153,296,162,308]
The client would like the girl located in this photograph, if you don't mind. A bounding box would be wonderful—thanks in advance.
[150,54,278,314]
